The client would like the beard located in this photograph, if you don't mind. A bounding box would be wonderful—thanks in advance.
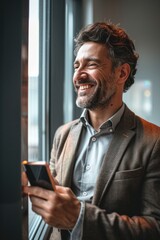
[75,74,116,110]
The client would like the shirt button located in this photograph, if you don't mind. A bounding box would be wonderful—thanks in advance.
[108,128,113,133]
[86,164,91,170]
[92,137,96,141]
[82,192,87,196]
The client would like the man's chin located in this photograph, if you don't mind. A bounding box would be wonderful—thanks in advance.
[76,92,99,108]
[76,99,87,108]
[76,101,85,109]
[76,98,94,109]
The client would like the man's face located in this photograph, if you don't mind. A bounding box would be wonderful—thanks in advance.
[73,42,117,110]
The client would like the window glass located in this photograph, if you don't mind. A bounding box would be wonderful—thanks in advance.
[28,0,40,236]
[64,0,74,122]
[28,0,50,238]
[28,0,39,161]
[27,0,82,238]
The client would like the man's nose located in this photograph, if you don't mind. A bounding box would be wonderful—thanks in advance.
[73,71,88,82]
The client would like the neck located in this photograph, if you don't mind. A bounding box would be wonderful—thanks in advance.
[87,101,123,131]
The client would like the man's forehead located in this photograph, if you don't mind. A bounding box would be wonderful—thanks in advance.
[75,42,108,60]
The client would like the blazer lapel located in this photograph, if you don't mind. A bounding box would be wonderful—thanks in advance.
[59,121,83,187]
[92,106,136,205]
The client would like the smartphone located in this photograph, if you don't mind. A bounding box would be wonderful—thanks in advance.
[22,160,56,191]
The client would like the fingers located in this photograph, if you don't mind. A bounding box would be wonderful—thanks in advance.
[21,171,28,186]
[55,185,75,197]
[23,185,53,200]
[21,171,29,197]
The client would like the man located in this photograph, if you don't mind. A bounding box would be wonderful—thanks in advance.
[23,22,160,240]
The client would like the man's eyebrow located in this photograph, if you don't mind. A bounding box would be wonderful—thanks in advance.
[74,57,101,64]
[87,57,101,63]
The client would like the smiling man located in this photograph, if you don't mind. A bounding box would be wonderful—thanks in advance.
[23,22,160,240]
[74,42,118,109]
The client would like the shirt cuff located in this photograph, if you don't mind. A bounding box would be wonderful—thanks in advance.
[70,201,85,240]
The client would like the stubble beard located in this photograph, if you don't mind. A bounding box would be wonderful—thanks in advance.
[76,75,116,110]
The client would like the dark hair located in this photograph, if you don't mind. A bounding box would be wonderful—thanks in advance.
[74,22,139,92]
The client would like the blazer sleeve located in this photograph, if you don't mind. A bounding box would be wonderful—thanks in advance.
[49,120,79,178]
[50,125,67,177]
[82,136,160,240]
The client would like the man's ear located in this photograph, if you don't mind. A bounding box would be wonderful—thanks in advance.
[117,63,131,84]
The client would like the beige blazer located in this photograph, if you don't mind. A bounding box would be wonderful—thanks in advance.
[49,105,160,240]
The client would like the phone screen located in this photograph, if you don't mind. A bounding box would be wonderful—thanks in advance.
[23,161,54,190]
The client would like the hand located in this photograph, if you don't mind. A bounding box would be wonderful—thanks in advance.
[23,185,81,230]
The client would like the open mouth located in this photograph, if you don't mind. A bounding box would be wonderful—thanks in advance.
[77,84,95,96]
[74,80,97,95]
[79,84,92,90]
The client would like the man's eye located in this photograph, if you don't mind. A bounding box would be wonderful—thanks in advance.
[88,62,97,67]
[74,65,79,70]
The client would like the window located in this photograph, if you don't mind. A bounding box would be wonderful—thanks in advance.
[27,0,50,238]
[64,0,74,122]
[25,0,83,238]
[28,0,49,163]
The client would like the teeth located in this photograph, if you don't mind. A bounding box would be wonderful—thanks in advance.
[79,85,90,90]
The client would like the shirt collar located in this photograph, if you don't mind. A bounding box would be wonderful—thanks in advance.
[80,103,125,131]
